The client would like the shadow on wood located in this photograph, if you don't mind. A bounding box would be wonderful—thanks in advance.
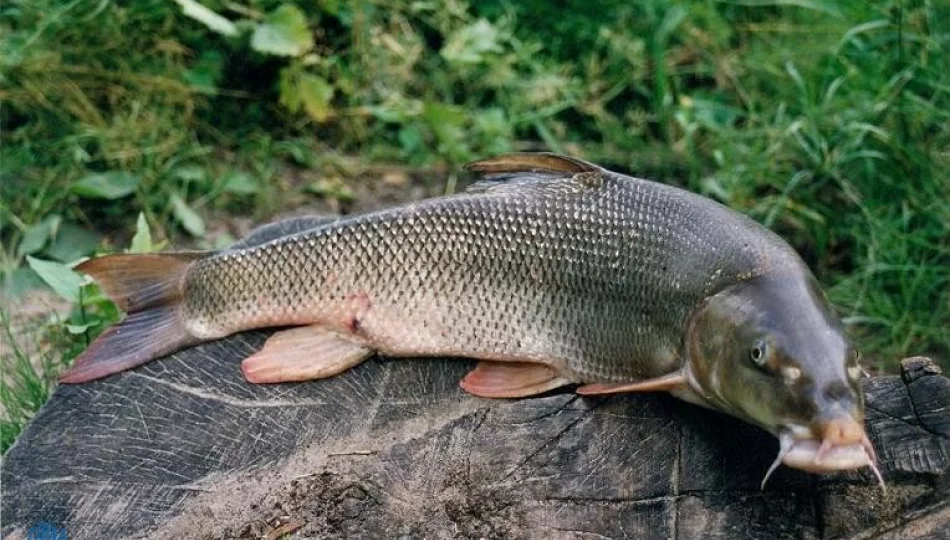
[2,218,948,539]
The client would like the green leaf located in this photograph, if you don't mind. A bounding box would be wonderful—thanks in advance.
[654,6,687,46]
[72,172,139,199]
[305,177,355,203]
[473,108,514,155]
[174,0,238,37]
[278,65,302,112]
[3,267,45,299]
[369,104,412,124]
[130,212,153,253]
[45,223,101,263]
[440,19,503,65]
[423,102,469,160]
[174,165,206,183]
[17,215,62,257]
[251,5,313,57]
[65,322,99,335]
[26,256,85,303]
[398,125,423,157]
[222,171,260,195]
[170,194,206,237]
[297,74,334,122]
[273,139,316,167]
[423,102,466,128]
[183,49,226,91]
[318,0,340,16]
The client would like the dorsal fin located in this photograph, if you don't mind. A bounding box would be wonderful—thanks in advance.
[462,153,604,194]
[464,153,599,177]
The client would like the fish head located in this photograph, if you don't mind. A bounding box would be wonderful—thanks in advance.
[685,273,881,484]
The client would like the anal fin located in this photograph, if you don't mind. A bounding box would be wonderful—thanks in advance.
[241,326,373,384]
[460,361,570,398]
[576,372,686,396]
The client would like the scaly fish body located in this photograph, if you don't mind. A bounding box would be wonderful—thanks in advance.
[183,169,797,383]
[64,153,879,484]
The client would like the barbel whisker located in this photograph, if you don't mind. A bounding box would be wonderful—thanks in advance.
[861,436,886,492]
[761,435,794,490]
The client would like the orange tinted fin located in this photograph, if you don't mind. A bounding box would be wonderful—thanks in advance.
[61,252,203,383]
[576,372,686,396]
[74,252,206,311]
[464,153,598,176]
[241,326,373,384]
[60,306,197,383]
[460,361,571,398]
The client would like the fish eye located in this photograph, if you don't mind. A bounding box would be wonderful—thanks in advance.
[750,340,768,367]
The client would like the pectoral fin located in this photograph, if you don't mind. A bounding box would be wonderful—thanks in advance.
[576,372,686,395]
[242,326,373,383]
[460,361,571,398]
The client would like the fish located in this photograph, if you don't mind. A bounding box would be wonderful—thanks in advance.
[62,153,881,486]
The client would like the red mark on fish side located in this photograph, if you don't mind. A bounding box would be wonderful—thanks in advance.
[343,291,372,333]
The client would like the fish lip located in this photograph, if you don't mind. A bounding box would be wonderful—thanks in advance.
[780,437,871,472]
[761,426,885,490]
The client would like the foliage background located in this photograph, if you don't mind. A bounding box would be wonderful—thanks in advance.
[1,0,948,451]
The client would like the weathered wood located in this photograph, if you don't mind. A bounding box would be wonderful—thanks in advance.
[2,219,947,539]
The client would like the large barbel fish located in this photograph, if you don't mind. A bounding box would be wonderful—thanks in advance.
[63,153,881,486]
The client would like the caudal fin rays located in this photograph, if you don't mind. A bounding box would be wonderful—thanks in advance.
[75,252,206,312]
[59,306,198,383]
[61,252,205,383]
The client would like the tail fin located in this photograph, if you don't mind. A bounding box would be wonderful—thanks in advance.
[60,252,207,383]
[73,252,204,312]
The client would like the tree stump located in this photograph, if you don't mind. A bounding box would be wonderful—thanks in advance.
[3,218,948,539]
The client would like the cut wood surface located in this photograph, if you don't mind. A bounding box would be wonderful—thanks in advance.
[2,218,947,539]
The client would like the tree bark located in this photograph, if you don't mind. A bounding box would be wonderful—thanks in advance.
[3,218,947,539]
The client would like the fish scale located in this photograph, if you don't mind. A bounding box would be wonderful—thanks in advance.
[180,168,799,383]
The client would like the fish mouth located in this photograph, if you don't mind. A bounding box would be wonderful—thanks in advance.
[783,437,870,471]
[760,429,884,490]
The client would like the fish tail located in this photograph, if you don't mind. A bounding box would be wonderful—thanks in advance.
[60,252,208,383]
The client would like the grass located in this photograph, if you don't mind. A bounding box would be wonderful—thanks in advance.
[1,0,948,451]
[0,306,71,452]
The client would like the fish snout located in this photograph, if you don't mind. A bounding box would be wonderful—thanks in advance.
[815,415,865,446]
